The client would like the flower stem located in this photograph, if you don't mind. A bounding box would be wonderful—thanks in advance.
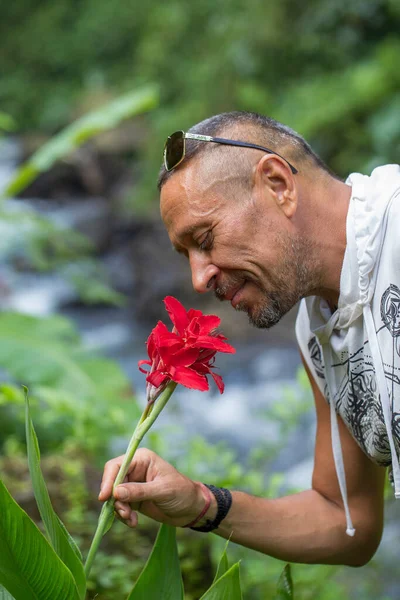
[84,380,178,578]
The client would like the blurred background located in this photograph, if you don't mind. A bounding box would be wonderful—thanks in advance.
[1,1,400,598]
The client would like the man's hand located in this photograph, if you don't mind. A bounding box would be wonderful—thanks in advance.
[98,448,214,528]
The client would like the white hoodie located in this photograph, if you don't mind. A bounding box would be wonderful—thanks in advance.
[296,164,400,536]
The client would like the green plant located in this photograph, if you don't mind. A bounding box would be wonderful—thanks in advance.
[2,86,158,199]
[0,388,244,599]
[0,85,159,305]
[0,312,142,461]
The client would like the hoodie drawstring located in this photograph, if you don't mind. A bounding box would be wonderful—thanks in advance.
[321,344,356,536]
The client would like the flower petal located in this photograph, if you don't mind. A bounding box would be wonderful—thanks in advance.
[147,321,170,358]
[191,314,221,335]
[158,342,184,365]
[147,370,169,388]
[170,366,209,391]
[192,336,236,353]
[138,359,152,373]
[191,361,210,374]
[210,371,225,394]
[197,348,217,364]
[187,308,203,320]
[168,347,200,367]
[139,297,235,396]
[164,296,189,336]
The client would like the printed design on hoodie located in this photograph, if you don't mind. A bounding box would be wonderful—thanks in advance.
[380,283,400,453]
[308,284,400,467]
[307,337,325,380]
[381,283,400,338]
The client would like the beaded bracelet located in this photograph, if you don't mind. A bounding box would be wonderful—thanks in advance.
[190,484,232,532]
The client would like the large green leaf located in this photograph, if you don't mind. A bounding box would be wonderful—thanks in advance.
[200,563,242,600]
[3,85,158,198]
[212,540,230,584]
[24,387,86,599]
[0,312,132,402]
[0,585,15,599]
[273,564,294,600]
[126,524,184,600]
[0,479,80,600]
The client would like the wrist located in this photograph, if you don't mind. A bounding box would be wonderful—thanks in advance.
[190,484,233,533]
[195,483,218,527]
[182,482,217,528]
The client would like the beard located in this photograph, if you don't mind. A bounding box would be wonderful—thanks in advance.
[216,230,318,329]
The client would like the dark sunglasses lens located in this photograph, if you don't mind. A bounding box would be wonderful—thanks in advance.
[165,131,184,170]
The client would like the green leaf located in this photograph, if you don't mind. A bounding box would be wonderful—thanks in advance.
[200,562,242,600]
[0,479,81,600]
[0,112,16,132]
[3,85,158,198]
[0,585,15,599]
[0,312,132,402]
[126,524,184,600]
[212,539,230,584]
[273,564,294,600]
[98,500,115,536]
[24,387,86,599]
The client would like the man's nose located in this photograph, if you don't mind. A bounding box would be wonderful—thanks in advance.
[189,253,219,294]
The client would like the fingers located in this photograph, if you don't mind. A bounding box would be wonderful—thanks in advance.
[98,449,155,501]
[114,506,138,528]
[99,455,125,501]
[114,500,131,519]
[114,481,161,503]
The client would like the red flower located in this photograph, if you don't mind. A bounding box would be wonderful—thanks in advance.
[138,296,235,396]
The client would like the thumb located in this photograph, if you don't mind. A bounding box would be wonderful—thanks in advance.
[114,481,160,503]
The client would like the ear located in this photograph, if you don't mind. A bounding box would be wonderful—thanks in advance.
[254,154,297,218]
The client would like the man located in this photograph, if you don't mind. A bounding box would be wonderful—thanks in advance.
[99,111,400,566]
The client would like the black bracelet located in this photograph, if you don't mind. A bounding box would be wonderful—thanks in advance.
[190,484,232,532]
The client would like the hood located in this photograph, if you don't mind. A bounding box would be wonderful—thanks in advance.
[313,164,400,537]
[337,164,400,328]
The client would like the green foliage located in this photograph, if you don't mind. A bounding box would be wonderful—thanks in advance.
[0,311,126,396]
[0,388,249,599]
[274,564,294,600]
[0,313,141,459]
[0,479,81,600]
[66,259,126,306]
[0,586,15,599]
[260,367,313,439]
[2,86,158,198]
[24,387,86,598]
[200,563,242,600]
[127,524,184,600]
[0,200,125,305]
[175,435,266,496]
[0,202,92,266]
[212,540,230,584]
[0,84,157,309]
[0,112,16,133]
[1,1,399,208]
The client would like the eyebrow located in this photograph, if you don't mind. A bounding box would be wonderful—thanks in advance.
[172,223,202,253]
[176,224,199,239]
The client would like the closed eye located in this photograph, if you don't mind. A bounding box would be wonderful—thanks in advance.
[199,231,213,251]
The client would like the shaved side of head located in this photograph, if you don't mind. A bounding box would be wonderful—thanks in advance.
[158,111,337,193]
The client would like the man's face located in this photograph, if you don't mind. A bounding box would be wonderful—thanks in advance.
[160,158,312,329]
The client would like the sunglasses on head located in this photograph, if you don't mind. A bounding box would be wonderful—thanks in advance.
[163,130,298,174]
